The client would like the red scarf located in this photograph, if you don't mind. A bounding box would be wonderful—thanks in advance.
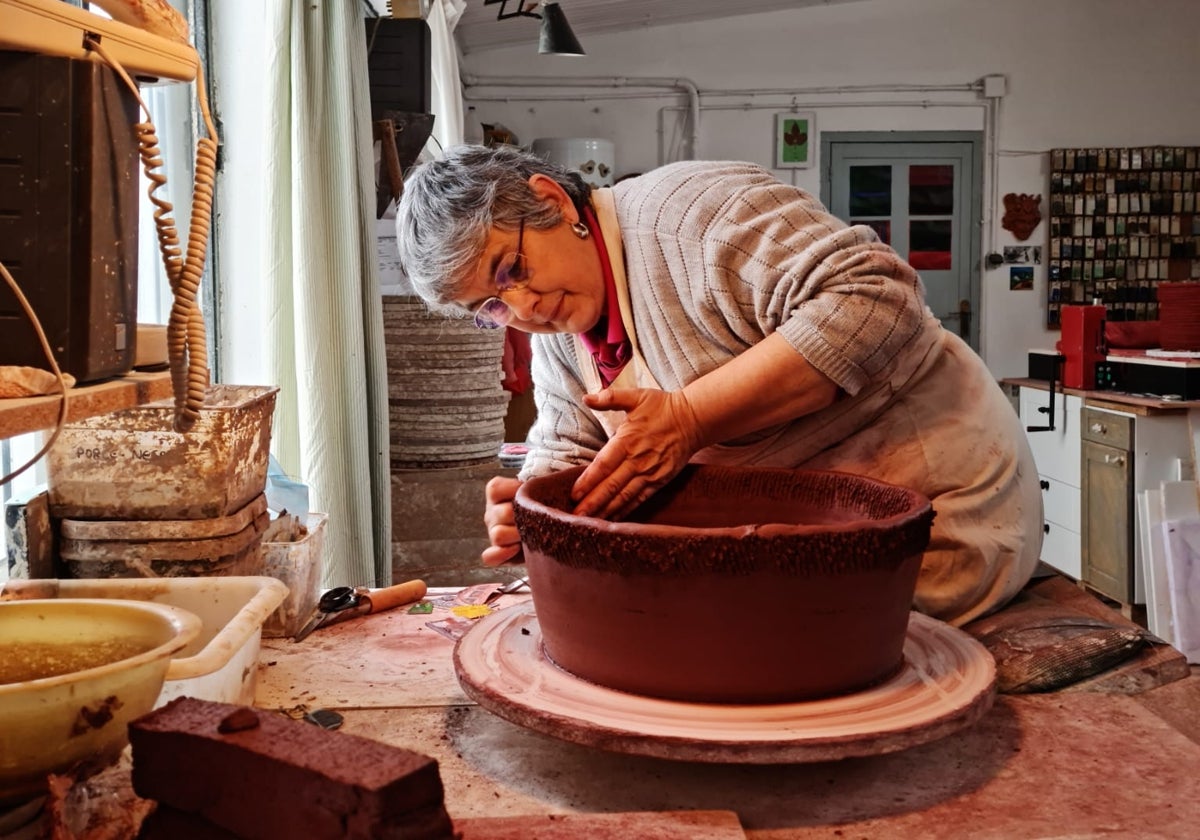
[577,204,632,386]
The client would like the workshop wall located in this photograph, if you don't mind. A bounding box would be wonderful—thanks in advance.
[458,0,1200,380]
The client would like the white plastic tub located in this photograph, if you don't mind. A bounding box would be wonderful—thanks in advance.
[0,576,287,707]
[259,512,327,639]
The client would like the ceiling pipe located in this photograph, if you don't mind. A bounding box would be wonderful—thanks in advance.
[463,73,701,159]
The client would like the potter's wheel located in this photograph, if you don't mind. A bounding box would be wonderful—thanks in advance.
[453,602,996,763]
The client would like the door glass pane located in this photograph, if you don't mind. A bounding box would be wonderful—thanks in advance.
[852,219,891,245]
[909,165,954,215]
[909,219,952,270]
[849,165,892,216]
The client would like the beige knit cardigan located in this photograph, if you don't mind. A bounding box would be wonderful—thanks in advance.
[520,160,1042,625]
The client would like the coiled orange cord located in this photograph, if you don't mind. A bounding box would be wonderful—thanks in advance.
[87,35,216,432]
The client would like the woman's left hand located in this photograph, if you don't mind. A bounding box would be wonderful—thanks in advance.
[571,388,703,520]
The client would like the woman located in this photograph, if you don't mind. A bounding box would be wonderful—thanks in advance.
[396,144,1042,627]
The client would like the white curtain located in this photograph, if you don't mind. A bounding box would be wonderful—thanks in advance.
[426,0,467,153]
[211,0,392,587]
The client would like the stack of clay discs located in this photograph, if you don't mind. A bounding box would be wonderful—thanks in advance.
[1157,282,1200,351]
[383,296,510,469]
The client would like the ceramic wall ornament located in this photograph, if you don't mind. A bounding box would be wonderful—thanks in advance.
[1002,193,1043,241]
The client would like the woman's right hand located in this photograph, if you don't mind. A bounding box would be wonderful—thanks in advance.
[482,476,524,566]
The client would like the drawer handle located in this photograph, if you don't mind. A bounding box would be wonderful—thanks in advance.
[1090,422,1107,434]
[1044,523,1051,534]
[1103,454,1126,466]
[1039,480,1050,490]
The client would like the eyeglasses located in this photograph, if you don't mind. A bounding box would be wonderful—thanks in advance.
[473,219,530,330]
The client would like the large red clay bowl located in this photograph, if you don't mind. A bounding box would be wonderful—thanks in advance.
[513,464,935,704]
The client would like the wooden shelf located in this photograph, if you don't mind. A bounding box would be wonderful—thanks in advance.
[0,371,173,440]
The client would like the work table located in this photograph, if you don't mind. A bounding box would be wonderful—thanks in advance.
[253,582,1200,839]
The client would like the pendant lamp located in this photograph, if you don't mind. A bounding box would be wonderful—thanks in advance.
[538,2,585,56]
[483,0,585,55]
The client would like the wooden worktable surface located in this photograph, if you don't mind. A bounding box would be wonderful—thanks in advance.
[254,581,1200,839]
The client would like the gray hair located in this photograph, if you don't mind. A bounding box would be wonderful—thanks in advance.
[395,144,592,311]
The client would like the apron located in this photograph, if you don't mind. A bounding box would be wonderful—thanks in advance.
[571,188,662,440]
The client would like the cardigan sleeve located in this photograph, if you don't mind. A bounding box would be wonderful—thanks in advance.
[618,161,934,397]
[759,219,931,397]
[518,333,607,480]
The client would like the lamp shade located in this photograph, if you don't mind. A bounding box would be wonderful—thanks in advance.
[538,2,585,55]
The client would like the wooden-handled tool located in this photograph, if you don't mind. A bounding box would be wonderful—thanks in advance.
[358,578,427,614]
[294,579,427,641]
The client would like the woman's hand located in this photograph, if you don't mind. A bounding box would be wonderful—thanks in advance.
[571,388,703,520]
[482,476,525,566]
[569,334,841,521]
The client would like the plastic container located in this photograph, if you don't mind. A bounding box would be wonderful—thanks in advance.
[46,384,279,520]
[0,576,287,707]
[259,512,327,639]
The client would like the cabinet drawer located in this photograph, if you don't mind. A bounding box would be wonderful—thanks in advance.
[1040,520,1081,580]
[1081,407,1132,449]
[1020,388,1081,483]
[1039,474,1080,533]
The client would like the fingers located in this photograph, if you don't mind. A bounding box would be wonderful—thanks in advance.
[572,389,703,519]
[570,434,632,506]
[485,475,522,505]
[575,455,669,520]
[576,442,666,518]
[481,543,524,567]
[484,475,521,534]
[581,387,640,413]
[483,475,524,566]
[572,388,659,509]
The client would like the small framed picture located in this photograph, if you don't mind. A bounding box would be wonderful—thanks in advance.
[1003,245,1031,264]
[1010,266,1034,290]
[774,112,815,169]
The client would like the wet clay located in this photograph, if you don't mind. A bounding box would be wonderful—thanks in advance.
[514,464,935,703]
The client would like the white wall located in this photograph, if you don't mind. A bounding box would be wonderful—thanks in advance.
[456,0,1200,379]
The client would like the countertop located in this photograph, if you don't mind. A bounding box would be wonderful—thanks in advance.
[253,582,1200,839]
[1001,376,1200,413]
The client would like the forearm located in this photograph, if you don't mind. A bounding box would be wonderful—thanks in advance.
[680,332,839,448]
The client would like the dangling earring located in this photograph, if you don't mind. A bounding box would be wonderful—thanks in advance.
[571,221,589,240]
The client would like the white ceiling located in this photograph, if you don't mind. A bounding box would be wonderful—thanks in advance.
[451,0,868,54]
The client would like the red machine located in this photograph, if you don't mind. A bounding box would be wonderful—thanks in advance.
[1058,304,1107,390]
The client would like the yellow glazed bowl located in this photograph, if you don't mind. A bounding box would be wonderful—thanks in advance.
[0,598,201,807]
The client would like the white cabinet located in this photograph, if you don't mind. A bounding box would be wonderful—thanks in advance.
[1020,386,1083,579]
[1018,383,1194,605]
